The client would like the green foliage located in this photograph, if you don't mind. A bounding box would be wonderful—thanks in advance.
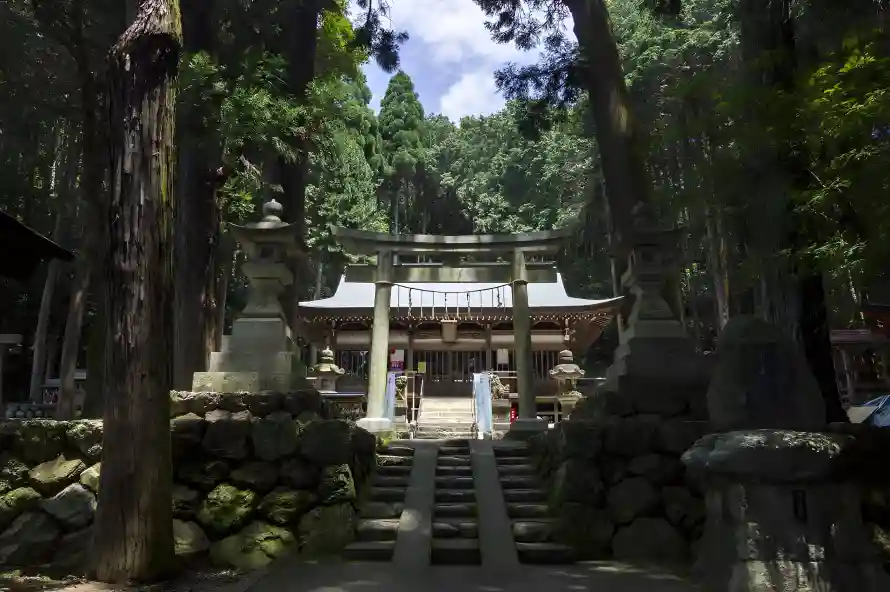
[797,37,890,281]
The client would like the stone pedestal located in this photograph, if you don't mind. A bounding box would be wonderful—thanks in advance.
[506,417,548,440]
[683,430,890,591]
[575,204,709,421]
[531,205,710,564]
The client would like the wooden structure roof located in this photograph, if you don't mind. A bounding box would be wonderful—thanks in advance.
[0,210,75,280]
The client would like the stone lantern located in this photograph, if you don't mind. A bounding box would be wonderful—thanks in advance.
[312,346,345,393]
[193,199,300,393]
[549,347,585,417]
[683,316,890,591]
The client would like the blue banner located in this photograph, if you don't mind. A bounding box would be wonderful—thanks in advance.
[473,372,493,437]
[383,372,397,420]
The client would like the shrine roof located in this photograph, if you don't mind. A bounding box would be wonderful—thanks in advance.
[0,210,75,280]
[298,272,622,318]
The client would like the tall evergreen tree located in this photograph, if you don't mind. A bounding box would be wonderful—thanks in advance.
[378,71,426,233]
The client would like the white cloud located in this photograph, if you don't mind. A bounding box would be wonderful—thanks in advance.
[439,69,504,122]
[350,0,573,120]
[377,0,525,65]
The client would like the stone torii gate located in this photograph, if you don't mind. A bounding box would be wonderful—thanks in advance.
[330,227,575,438]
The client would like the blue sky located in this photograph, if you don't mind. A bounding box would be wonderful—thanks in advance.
[349,1,570,121]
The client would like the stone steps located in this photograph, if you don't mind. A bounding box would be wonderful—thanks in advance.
[516,542,576,564]
[431,443,481,565]
[434,502,477,517]
[432,518,478,538]
[342,540,396,561]
[372,475,410,488]
[498,463,536,476]
[496,456,532,465]
[414,426,475,440]
[435,476,475,489]
[356,518,401,541]
[503,488,547,503]
[343,443,415,562]
[494,443,574,566]
[436,465,473,477]
[431,538,481,565]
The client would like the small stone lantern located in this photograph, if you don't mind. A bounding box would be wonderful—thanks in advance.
[312,346,344,393]
[550,347,585,417]
[229,199,298,321]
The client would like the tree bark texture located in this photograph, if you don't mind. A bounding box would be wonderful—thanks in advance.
[280,0,320,330]
[58,56,109,419]
[92,0,181,582]
[738,0,845,420]
[172,0,224,389]
[565,0,650,249]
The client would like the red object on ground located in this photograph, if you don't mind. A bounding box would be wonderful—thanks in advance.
[510,405,518,423]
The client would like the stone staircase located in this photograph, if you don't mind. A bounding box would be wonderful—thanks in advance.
[431,440,481,564]
[343,443,414,561]
[495,443,576,564]
[342,439,574,567]
[415,397,476,440]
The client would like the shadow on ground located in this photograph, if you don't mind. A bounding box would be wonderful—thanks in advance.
[244,559,700,592]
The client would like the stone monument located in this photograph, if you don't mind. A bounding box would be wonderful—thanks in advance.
[528,204,710,564]
[684,315,890,591]
[193,199,300,392]
[549,345,585,417]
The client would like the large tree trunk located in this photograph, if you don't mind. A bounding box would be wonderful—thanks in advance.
[280,0,320,332]
[91,0,181,582]
[172,0,224,389]
[565,0,649,249]
[705,205,730,331]
[57,59,108,420]
[738,0,845,421]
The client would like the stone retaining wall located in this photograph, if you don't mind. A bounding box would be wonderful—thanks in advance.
[529,395,710,564]
[0,389,376,574]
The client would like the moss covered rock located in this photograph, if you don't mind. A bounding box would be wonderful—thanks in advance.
[251,411,298,462]
[197,483,257,535]
[174,519,211,557]
[0,454,30,491]
[28,455,86,495]
[172,484,202,519]
[231,461,278,493]
[170,413,206,455]
[49,527,92,576]
[258,487,316,525]
[279,458,319,490]
[298,503,355,555]
[317,464,355,505]
[16,421,66,464]
[79,462,101,493]
[202,409,252,460]
[209,521,295,571]
[178,459,230,490]
[170,391,221,416]
[65,420,103,460]
[0,486,42,529]
[41,483,97,529]
[0,511,61,566]
[299,420,352,466]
